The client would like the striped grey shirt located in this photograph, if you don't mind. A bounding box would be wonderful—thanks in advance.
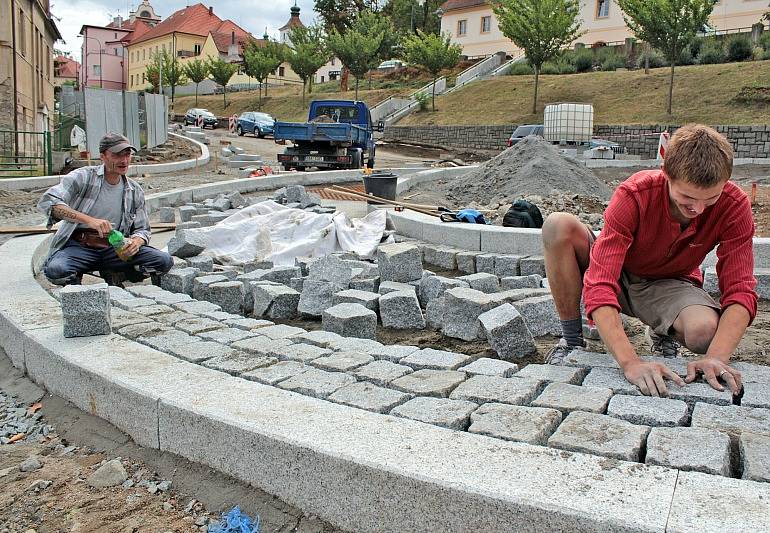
[37,164,151,260]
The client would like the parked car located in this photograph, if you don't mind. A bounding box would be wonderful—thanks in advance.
[184,108,218,129]
[589,138,626,156]
[507,124,544,147]
[236,112,275,138]
[377,59,406,70]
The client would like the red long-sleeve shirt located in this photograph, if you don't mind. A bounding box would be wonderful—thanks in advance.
[583,169,757,323]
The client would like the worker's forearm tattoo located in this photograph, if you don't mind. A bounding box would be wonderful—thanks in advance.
[51,204,84,223]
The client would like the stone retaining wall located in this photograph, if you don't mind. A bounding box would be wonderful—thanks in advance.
[384,124,770,158]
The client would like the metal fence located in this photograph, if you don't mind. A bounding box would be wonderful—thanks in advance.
[0,130,52,177]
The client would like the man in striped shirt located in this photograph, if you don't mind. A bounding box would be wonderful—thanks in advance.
[542,124,756,397]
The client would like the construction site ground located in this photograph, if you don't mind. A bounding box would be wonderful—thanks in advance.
[1,142,769,532]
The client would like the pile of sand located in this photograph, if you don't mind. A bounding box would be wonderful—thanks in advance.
[441,136,612,204]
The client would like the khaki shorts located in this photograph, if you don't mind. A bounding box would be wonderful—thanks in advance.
[586,227,720,336]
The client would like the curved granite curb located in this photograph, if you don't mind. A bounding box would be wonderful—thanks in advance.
[1,236,769,531]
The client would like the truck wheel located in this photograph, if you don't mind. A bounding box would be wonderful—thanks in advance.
[351,151,362,169]
[296,166,306,172]
[282,164,292,171]
[366,158,374,169]
[236,125,244,136]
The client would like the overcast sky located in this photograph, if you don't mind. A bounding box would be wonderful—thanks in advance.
[51,0,318,56]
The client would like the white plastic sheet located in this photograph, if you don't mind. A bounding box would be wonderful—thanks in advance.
[187,201,386,266]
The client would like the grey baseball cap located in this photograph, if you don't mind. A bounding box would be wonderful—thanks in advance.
[99,132,137,154]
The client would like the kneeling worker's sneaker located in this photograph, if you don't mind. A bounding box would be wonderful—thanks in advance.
[645,326,680,358]
[545,338,584,366]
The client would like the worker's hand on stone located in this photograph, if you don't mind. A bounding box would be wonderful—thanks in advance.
[85,216,112,237]
[685,357,742,395]
[123,236,143,258]
[623,360,685,397]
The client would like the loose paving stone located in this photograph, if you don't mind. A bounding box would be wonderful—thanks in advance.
[151,291,193,306]
[519,255,546,277]
[564,350,620,369]
[278,368,356,399]
[113,297,157,311]
[258,266,302,286]
[252,284,300,319]
[477,303,537,360]
[400,348,470,371]
[168,229,207,258]
[378,281,416,295]
[257,324,306,340]
[547,411,650,462]
[292,330,344,349]
[457,358,519,377]
[581,367,641,395]
[204,282,244,314]
[691,403,770,441]
[739,432,770,482]
[500,274,543,290]
[390,397,477,430]
[423,246,458,270]
[328,381,411,413]
[266,342,331,362]
[289,277,304,292]
[449,375,543,405]
[197,328,258,345]
[171,300,222,315]
[178,205,197,222]
[731,361,770,384]
[531,382,613,415]
[457,273,500,294]
[241,361,309,385]
[138,329,201,352]
[514,364,586,385]
[307,255,353,286]
[60,283,111,337]
[202,351,277,375]
[322,303,377,340]
[668,381,733,406]
[201,311,240,321]
[606,395,689,427]
[224,318,274,331]
[328,337,384,353]
[475,253,496,274]
[493,255,524,278]
[154,311,197,326]
[645,427,731,476]
[469,403,562,445]
[107,286,134,301]
[312,351,374,372]
[192,274,229,301]
[174,317,226,335]
[377,243,423,282]
[368,344,420,363]
[390,370,467,398]
[379,291,426,329]
[333,289,380,312]
[297,280,345,317]
[185,255,214,272]
[126,285,163,298]
[441,287,500,341]
[167,341,236,363]
[349,277,379,293]
[424,297,446,330]
[132,304,175,317]
[741,382,770,409]
[417,274,468,307]
[512,295,561,337]
[456,251,480,274]
[117,322,166,339]
[353,360,413,386]
[111,309,154,329]
[160,267,199,295]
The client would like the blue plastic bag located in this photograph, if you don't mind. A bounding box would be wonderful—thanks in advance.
[207,506,260,533]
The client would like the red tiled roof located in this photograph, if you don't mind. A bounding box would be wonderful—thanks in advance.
[130,3,223,45]
[279,15,304,31]
[210,32,251,55]
[54,55,80,79]
[439,0,488,12]
[120,20,152,44]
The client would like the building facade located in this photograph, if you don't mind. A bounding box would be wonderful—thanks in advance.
[440,0,770,58]
[0,0,62,134]
[53,54,80,87]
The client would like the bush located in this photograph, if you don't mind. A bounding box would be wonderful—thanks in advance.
[688,38,704,59]
[726,35,753,62]
[414,92,430,111]
[760,32,770,52]
[753,46,765,61]
[600,54,625,71]
[572,50,594,73]
[509,62,533,75]
[763,48,770,60]
[636,48,668,69]
[677,47,695,66]
[557,60,577,74]
[539,62,560,75]
[698,40,725,64]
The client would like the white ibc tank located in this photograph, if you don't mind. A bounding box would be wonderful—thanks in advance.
[543,103,594,143]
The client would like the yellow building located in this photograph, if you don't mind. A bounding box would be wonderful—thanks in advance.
[0,0,62,134]
[439,0,770,58]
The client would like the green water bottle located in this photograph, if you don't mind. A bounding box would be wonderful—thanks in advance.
[107,230,133,261]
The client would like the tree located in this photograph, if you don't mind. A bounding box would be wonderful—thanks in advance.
[617,0,716,115]
[287,25,332,106]
[328,9,386,99]
[243,39,284,108]
[493,0,583,114]
[183,59,209,106]
[402,30,461,111]
[160,51,188,104]
[145,56,161,93]
[315,0,375,33]
[382,0,442,36]
[207,57,238,108]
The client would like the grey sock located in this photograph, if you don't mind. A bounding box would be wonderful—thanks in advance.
[561,318,584,348]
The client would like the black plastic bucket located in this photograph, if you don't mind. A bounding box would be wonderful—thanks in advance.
[362,171,398,205]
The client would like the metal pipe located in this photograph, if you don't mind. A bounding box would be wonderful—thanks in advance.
[10,0,19,154]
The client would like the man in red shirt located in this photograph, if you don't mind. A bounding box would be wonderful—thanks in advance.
[542,124,756,397]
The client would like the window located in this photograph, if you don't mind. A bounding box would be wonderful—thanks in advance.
[320,75,325,83]
[114,32,118,39]
[279,66,285,77]
[114,48,118,55]
[93,64,101,75]
[331,57,335,66]
[194,44,201,55]
[457,19,467,36]
[596,0,609,18]
[481,16,491,33]
[131,74,134,85]
[19,9,26,56]
[162,43,166,52]
[142,73,146,83]
[142,49,146,60]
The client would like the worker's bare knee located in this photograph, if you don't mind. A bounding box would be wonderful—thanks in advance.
[682,313,719,354]
[542,212,583,249]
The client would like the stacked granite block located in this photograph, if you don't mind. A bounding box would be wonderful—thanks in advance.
[60,283,111,337]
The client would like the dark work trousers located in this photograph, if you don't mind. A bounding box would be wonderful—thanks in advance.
[44,239,174,286]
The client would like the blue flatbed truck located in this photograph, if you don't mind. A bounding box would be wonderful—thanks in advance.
[274,100,383,171]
